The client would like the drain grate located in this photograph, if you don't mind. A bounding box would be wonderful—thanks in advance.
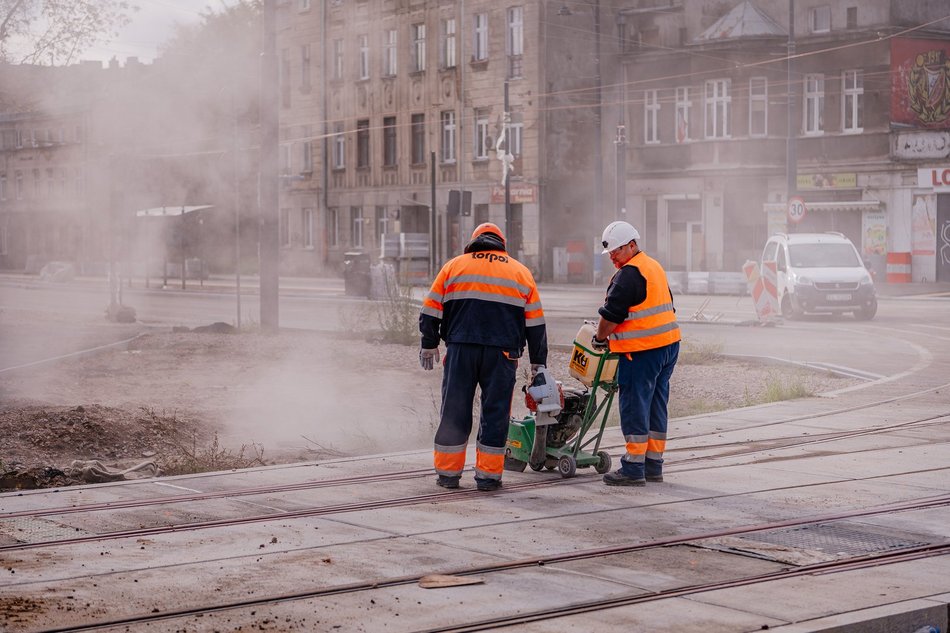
[741,522,932,557]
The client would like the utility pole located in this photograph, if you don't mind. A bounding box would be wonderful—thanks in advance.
[615,14,628,221]
[786,0,797,206]
[504,80,511,244]
[593,0,604,282]
[259,0,279,333]
[430,151,436,277]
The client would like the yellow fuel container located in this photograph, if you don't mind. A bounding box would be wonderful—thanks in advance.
[568,322,618,387]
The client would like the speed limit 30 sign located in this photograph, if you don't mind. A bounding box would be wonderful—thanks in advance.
[787,196,807,224]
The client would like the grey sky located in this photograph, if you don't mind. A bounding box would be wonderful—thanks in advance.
[81,0,208,64]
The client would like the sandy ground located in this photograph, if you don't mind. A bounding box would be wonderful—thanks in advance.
[0,309,859,488]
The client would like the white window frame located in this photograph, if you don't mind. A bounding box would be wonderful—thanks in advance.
[384,29,397,76]
[411,113,426,164]
[674,86,691,143]
[300,44,311,89]
[351,207,364,248]
[328,208,339,247]
[441,110,457,163]
[704,79,731,139]
[302,208,314,249]
[333,123,345,169]
[0,173,5,201]
[358,35,370,80]
[280,207,292,248]
[15,171,23,200]
[473,13,488,61]
[301,134,313,174]
[442,18,456,68]
[0,224,6,256]
[749,76,768,137]
[505,118,523,156]
[803,73,824,135]
[842,69,863,133]
[507,6,523,78]
[298,0,310,10]
[644,89,660,144]
[412,23,426,72]
[810,6,831,33]
[474,109,490,160]
[279,143,292,175]
[333,39,344,80]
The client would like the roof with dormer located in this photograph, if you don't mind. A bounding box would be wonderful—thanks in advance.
[695,0,787,42]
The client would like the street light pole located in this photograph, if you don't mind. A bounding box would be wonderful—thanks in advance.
[593,0,604,279]
[616,13,628,221]
[259,0,280,333]
[786,0,797,204]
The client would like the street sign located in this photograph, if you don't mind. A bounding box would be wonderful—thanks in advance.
[787,196,807,224]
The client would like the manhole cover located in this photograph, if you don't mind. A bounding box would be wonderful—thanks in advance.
[742,522,931,557]
[0,517,86,544]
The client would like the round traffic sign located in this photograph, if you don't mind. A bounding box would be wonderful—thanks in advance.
[787,196,807,224]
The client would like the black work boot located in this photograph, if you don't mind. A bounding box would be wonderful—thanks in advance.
[437,475,460,489]
[645,458,664,483]
[475,478,502,492]
[603,470,646,487]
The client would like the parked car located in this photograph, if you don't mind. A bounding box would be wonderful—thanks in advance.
[761,232,877,320]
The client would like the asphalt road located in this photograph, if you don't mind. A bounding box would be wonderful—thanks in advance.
[1,275,947,383]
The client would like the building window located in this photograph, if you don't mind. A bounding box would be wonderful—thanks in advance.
[842,70,863,133]
[15,129,22,148]
[333,39,344,80]
[356,119,370,168]
[300,44,311,90]
[412,23,426,72]
[507,6,523,79]
[704,79,731,139]
[280,48,291,107]
[33,169,39,198]
[333,123,345,169]
[280,208,291,248]
[675,86,691,143]
[376,206,390,237]
[810,5,831,33]
[280,143,291,175]
[505,114,523,156]
[351,206,364,248]
[46,168,54,197]
[302,208,314,249]
[298,0,310,10]
[644,89,660,144]
[473,13,488,62]
[15,171,23,200]
[803,73,824,135]
[358,35,370,80]
[328,208,339,247]
[0,224,6,255]
[474,109,490,160]
[0,173,5,201]
[441,110,456,163]
[411,113,426,164]
[846,7,857,29]
[383,116,397,167]
[301,127,313,174]
[384,29,397,76]
[442,18,456,68]
[74,167,83,194]
[749,77,768,137]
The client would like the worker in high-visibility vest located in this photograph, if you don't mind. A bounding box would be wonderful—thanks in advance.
[419,223,547,491]
[593,221,680,486]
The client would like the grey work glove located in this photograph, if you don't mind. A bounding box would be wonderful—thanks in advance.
[420,347,440,371]
[530,364,544,381]
[591,335,609,352]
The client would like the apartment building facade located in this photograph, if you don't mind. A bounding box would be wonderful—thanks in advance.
[620,0,950,283]
[277,0,624,280]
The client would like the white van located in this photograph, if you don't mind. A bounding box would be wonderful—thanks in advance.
[761,232,877,320]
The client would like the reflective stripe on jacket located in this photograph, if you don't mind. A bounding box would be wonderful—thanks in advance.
[420,250,546,360]
[609,253,680,353]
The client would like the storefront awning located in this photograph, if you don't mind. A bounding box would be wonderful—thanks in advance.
[763,200,882,214]
[135,205,213,217]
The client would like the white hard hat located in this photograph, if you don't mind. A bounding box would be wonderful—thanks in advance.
[601,221,640,254]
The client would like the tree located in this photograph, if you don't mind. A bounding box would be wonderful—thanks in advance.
[0,0,136,65]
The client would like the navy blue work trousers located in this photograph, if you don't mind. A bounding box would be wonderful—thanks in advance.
[616,341,679,477]
[435,343,517,454]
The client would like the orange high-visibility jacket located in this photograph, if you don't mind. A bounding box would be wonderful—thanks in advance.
[420,249,546,362]
[609,253,680,353]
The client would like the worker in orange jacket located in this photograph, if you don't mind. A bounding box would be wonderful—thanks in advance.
[419,223,547,491]
[593,221,680,486]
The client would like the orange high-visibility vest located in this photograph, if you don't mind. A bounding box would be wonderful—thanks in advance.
[609,252,680,353]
